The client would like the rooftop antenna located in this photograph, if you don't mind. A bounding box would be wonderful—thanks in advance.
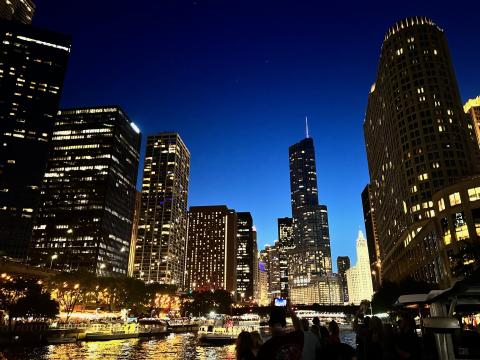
[305,116,310,138]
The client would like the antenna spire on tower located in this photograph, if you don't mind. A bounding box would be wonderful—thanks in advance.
[305,116,309,138]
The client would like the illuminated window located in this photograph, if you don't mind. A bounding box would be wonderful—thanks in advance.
[438,198,445,212]
[468,187,480,202]
[449,192,461,206]
[441,217,451,245]
[453,212,469,241]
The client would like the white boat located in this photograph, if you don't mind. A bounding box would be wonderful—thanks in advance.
[198,314,260,344]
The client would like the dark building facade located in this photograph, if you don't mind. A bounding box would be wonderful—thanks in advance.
[134,133,190,286]
[337,256,350,303]
[277,217,293,298]
[364,17,480,285]
[30,107,141,276]
[128,191,142,277]
[185,206,237,292]
[288,136,332,289]
[361,184,381,290]
[0,21,70,259]
[236,212,257,301]
[0,0,35,24]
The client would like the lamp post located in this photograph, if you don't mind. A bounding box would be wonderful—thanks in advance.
[50,254,58,269]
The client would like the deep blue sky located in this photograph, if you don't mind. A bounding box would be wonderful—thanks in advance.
[34,0,480,271]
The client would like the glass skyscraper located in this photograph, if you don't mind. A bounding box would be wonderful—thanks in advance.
[0,20,70,259]
[288,136,332,289]
[30,107,141,276]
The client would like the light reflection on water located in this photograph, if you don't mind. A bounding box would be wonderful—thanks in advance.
[2,331,355,359]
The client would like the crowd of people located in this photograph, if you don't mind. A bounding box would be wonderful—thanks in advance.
[236,304,422,360]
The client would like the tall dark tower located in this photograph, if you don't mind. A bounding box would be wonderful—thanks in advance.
[337,256,350,303]
[364,17,480,284]
[361,184,381,290]
[288,122,332,289]
[0,21,70,259]
[30,107,141,276]
[236,212,257,301]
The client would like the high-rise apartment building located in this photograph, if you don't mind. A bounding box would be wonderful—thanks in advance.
[134,133,190,286]
[361,184,381,289]
[346,231,374,305]
[277,217,293,298]
[336,256,350,303]
[364,17,480,285]
[0,21,70,259]
[185,206,237,292]
[236,212,257,301]
[0,0,35,24]
[30,107,141,276]
[266,243,281,299]
[288,135,332,291]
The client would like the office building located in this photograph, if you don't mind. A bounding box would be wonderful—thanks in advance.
[346,231,374,305]
[364,17,480,285]
[337,256,350,303]
[265,243,281,299]
[185,206,237,292]
[277,217,293,298]
[0,0,35,24]
[0,21,70,259]
[257,259,270,306]
[289,274,343,305]
[361,184,381,289]
[288,132,332,293]
[133,133,190,286]
[30,107,141,276]
[236,212,257,301]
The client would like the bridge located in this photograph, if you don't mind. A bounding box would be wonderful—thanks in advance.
[232,303,360,316]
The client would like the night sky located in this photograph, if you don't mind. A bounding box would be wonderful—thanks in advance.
[34,0,480,270]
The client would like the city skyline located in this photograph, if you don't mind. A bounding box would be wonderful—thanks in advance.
[31,1,480,269]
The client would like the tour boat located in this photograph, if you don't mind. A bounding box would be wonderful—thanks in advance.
[198,314,260,344]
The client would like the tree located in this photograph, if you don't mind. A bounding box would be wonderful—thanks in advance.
[48,271,93,321]
[10,284,58,320]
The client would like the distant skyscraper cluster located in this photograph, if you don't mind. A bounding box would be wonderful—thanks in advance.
[363,16,480,288]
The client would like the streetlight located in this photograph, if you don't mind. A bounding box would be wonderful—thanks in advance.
[50,254,58,269]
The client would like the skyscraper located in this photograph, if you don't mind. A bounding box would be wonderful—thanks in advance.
[336,256,350,303]
[134,133,190,286]
[0,0,35,24]
[185,206,237,292]
[364,17,480,285]
[277,217,293,298]
[0,21,70,259]
[361,184,381,290]
[236,212,257,301]
[30,107,141,276]
[266,243,281,299]
[288,132,332,291]
[346,231,374,305]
